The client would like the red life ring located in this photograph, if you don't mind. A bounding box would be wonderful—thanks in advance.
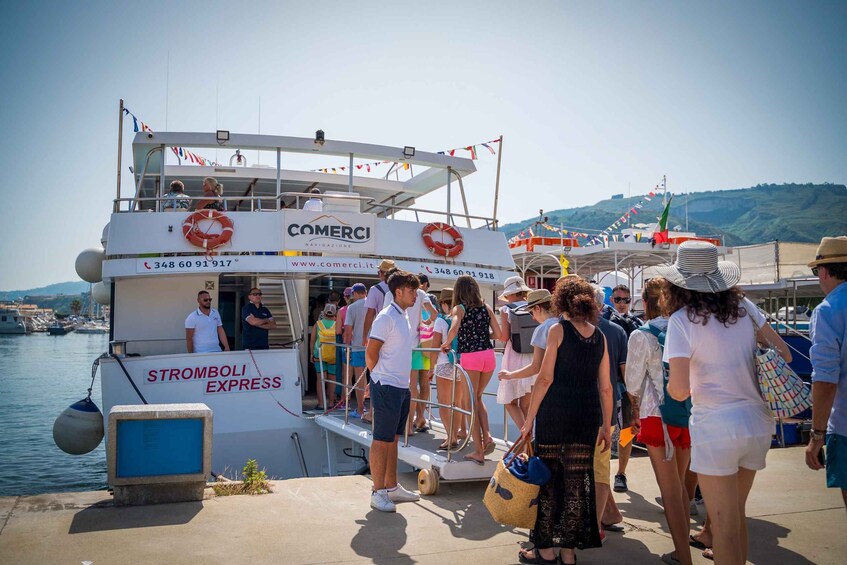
[182,209,234,251]
[422,222,464,257]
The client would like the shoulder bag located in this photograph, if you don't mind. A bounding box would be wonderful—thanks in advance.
[750,316,811,419]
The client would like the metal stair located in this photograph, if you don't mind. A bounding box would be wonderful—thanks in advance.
[257,278,294,346]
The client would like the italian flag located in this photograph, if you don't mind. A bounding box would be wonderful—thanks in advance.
[653,195,673,244]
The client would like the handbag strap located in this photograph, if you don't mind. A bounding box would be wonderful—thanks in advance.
[502,437,529,469]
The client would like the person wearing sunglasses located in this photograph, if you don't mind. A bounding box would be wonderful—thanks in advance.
[185,290,230,353]
[603,284,642,495]
[242,287,276,350]
[805,236,847,510]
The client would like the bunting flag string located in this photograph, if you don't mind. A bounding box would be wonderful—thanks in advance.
[123,106,221,167]
[309,138,501,174]
[508,180,669,248]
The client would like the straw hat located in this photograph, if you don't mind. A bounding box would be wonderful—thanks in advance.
[439,288,454,304]
[654,241,740,294]
[808,236,847,267]
[378,259,396,272]
[517,289,552,311]
[498,275,532,300]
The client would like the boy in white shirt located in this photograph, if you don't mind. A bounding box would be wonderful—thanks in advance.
[365,269,422,512]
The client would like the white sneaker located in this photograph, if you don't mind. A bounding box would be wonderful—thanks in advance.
[387,484,420,503]
[370,490,396,512]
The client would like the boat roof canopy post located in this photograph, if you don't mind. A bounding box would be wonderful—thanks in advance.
[159,143,165,208]
[348,153,353,193]
[446,166,452,223]
[276,148,281,208]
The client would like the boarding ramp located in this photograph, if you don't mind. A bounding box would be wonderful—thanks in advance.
[313,345,513,495]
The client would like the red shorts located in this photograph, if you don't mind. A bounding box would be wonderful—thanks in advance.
[637,416,691,449]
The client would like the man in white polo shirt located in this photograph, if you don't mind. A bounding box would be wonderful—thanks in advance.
[185,290,230,353]
[365,269,422,512]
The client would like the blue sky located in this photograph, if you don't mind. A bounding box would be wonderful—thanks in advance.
[1,0,845,289]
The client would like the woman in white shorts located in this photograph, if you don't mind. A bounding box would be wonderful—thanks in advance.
[430,288,466,450]
[658,241,791,565]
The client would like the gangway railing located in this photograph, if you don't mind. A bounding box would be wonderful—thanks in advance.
[316,343,483,462]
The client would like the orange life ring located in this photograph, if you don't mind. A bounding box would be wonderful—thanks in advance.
[422,222,464,257]
[182,209,234,251]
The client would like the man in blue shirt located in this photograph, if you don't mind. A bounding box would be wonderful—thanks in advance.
[805,236,847,508]
[242,287,276,350]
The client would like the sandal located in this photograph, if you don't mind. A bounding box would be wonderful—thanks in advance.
[518,548,558,564]
[689,534,709,550]
[702,548,714,561]
[602,522,625,532]
[483,440,497,456]
[463,454,485,466]
[438,440,460,450]
[414,424,430,433]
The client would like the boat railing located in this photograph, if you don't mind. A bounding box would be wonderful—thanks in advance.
[317,343,512,461]
[112,192,498,230]
[316,344,476,462]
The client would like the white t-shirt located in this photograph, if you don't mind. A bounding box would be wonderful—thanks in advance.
[432,316,451,366]
[530,316,559,350]
[664,297,773,438]
[406,289,431,339]
[364,281,392,313]
[185,308,223,353]
[303,198,323,211]
[369,303,413,388]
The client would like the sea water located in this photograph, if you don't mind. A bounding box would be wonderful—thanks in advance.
[0,333,109,496]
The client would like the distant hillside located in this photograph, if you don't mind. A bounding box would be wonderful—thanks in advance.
[501,183,847,246]
[0,281,89,301]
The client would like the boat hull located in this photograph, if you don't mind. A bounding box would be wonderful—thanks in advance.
[99,349,323,479]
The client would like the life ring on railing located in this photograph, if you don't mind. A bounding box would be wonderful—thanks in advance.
[422,222,464,257]
[182,209,234,250]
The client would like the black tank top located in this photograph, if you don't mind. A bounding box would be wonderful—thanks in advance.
[457,305,492,353]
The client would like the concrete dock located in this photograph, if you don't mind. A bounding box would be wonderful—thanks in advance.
[0,447,843,564]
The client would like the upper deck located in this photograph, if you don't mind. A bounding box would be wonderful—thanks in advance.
[104,132,514,282]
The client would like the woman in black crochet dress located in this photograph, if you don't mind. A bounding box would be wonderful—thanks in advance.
[517,276,613,564]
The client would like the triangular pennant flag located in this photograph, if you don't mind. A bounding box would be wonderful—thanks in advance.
[482,143,496,155]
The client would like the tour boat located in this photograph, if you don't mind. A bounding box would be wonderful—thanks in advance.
[84,127,517,484]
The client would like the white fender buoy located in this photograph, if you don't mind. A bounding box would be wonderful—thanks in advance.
[100,223,110,249]
[92,281,111,305]
[75,247,105,283]
[53,398,104,455]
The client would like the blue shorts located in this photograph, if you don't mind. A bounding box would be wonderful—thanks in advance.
[370,381,410,442]
[349,350,366,368]
[826,433,847,490]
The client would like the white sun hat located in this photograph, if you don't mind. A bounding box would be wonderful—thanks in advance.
[654,240,741,294]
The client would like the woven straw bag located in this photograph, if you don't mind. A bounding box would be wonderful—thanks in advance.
[483,439,541,529]
[751,317,812,419]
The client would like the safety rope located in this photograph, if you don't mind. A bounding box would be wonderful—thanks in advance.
[86,352,111,401]
[246,348,367,420]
